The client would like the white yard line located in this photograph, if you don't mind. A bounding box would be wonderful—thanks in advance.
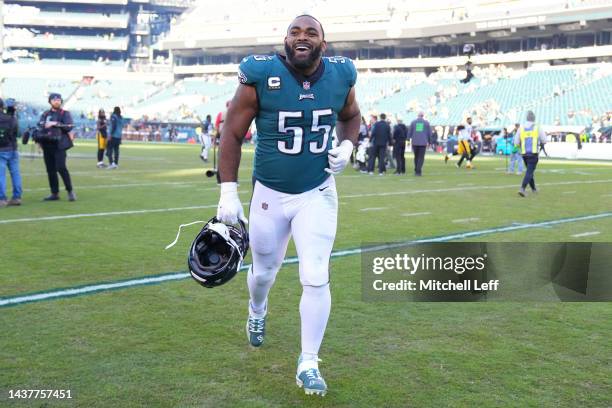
[452,217,480,223]
[0,205,218,224]
[341,179,612,199]
[570,231,601,238]
[401,212,432,217]
[360,207,388,212]
[22,181,215,192]
[3,179,612,225]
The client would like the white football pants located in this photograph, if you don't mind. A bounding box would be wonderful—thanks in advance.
[248,176,337,356]
[200,134,211,160]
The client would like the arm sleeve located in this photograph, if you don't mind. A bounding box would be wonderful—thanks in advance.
[12,118,18,138]
[407,122,413,139]
[370,123,377,143]
[111,116,117,134]
[513,131,520,146]
[62,111,74,126]
[346,58,357,88]
[38,112,47,128]
[392,125,399,139]
[539,128,547,144]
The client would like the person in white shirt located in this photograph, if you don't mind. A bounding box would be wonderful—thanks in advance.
[199,114,213,162]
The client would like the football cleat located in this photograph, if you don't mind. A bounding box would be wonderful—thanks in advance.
[296,357,327,396]
[444,155,449,164]
[246,315,266,347]
[187,217,249,288]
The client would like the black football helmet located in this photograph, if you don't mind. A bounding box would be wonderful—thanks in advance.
[188,217,249,288]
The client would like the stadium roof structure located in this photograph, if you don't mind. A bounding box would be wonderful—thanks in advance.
[159,0,612,52]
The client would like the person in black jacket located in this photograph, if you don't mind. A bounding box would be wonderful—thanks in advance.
[0,98,21,207]
[392,119,408,174]
[368,113,391,175]
[38,93,76,201]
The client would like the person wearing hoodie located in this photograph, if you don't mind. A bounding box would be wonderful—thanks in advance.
[514,111,547,197]
[107,106,124,169]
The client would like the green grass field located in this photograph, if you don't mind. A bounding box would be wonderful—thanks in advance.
[1,141,611,407]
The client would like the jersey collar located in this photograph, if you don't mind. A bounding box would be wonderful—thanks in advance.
[276,54,325,89]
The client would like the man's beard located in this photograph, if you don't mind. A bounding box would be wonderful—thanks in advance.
[284,41,323,70]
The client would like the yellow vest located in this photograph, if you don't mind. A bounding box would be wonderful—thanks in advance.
[520,126,539,154]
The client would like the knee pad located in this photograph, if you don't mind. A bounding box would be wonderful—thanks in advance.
[302,282,330,296]
[250,262,281,287]
[299,258,330,287]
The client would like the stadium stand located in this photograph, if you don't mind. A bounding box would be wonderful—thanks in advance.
[1,0,611,137]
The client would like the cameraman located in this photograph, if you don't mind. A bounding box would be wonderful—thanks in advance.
[38,93,76,201]
[0,98,21,207]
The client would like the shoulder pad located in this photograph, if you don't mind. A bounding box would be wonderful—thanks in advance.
[238,55,274,86]
[324,56,357,87]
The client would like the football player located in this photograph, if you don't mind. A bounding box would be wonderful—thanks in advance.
[456,117,474,169]
[216,15,360,396]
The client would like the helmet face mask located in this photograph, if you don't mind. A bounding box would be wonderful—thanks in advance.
[188,217,249,288]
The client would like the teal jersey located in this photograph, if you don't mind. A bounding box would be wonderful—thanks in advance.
[238,54,357,194]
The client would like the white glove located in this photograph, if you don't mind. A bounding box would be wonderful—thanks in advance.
[325,140,354,175]
[216,182,248,225]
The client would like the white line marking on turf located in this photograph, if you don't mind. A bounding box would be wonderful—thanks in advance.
[0,205,218,224]
[22,181,216,192]
[402,212,432,217]
[2,212,611,308]
[4,179,612,225]
[0,273,189,307]
[360,207,388,212]
[452,217,480,223]
[571,231,601,238]
[341,179,612,198]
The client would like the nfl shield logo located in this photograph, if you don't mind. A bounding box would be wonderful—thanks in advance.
[302,81,311,90]
[262,202,268,210]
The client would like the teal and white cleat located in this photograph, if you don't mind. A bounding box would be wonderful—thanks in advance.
[296,357,327,396]
[245,315,266,347]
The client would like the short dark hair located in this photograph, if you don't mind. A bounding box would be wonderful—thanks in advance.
[289,14,325,40]
[380,113,387,120]
[113,106,121,115]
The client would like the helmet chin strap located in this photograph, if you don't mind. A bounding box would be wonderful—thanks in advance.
[165,220,206,250]
[165,220,245,261]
